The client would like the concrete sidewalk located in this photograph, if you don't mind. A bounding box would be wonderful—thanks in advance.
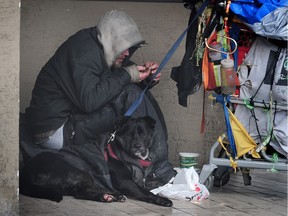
[19,169,287,216]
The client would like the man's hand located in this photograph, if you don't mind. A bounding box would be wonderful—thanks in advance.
[137,62,161,81]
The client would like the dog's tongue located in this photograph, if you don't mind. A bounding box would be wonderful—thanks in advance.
[134,150,151,167]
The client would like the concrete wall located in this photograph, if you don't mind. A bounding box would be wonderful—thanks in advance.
[0,0,20,215]
[20,0,225,168]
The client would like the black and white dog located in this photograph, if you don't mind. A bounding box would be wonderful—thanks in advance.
[20,116,173,207]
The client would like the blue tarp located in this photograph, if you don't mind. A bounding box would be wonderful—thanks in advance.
[230,0,288,40]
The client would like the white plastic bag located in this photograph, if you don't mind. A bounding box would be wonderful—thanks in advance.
[151,167,210,201]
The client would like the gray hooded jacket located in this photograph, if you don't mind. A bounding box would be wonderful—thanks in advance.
[26,10,145,135]
[98,10,145,67]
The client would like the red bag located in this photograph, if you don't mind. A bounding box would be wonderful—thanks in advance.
[202,28,237,92]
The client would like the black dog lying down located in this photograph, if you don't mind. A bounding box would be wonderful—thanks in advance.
[20,116,173,207]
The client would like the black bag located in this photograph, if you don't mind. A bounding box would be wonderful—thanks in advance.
[170,6,202,107]
[171,60,202,107]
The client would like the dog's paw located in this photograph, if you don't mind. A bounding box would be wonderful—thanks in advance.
[102,194,127,203]
[102,194,116,202]
[155,196,173,207]
[115,195,127,202]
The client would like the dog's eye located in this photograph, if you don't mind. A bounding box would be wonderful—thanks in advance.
[137,127,145,138]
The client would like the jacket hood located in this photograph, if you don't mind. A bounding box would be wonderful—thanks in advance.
[97,10,145,67]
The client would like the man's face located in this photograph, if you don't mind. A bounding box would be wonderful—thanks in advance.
[114,49,129,67]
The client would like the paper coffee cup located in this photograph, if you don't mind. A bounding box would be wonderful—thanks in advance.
[179,152,199,168]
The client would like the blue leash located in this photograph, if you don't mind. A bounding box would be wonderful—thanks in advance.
[125,0,209,116]
[215,94,237,158]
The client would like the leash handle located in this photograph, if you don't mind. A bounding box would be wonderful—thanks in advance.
[125,0,209,117]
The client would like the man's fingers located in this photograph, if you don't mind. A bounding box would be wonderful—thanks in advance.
[137,65,147,72]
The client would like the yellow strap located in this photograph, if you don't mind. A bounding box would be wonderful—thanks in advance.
[218,135,237,172]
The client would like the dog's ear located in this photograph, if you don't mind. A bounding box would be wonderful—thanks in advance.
[142,116,156,130]
[115,135,125,145]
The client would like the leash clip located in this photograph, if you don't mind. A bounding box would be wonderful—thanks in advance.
[108,131,116,143]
